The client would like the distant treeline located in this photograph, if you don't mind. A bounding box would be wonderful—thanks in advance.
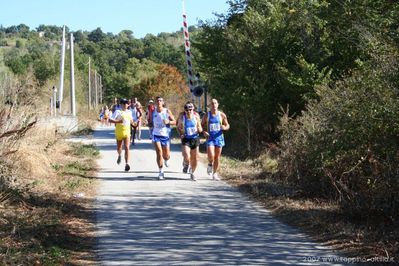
[0,23,201,111]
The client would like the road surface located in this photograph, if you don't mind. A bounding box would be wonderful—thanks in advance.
[91,126,346,265]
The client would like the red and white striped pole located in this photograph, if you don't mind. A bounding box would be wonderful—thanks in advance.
[182,0,194,100]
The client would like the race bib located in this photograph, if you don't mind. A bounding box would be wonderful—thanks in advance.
[209,123,221,132]
[123,118,130,126]
[121,113,131,126]
[186,126,197,136]
[154,121,164,129]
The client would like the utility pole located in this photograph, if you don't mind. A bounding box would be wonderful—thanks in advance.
[99,74,103,104]
[70,33,76,116]
[95,70,98,108]
[88,57,91,110]
[58,25,66,114]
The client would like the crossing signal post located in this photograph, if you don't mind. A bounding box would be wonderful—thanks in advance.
[182,0,194,101]
[193,73,208,114]
[192,86,204,97]
[181,1,208,113]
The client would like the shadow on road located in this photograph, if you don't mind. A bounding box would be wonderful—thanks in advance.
[94,126,346,265]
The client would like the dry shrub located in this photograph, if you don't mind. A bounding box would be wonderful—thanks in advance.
[13,122,87,195]
[13,126,57,182]
[0,70,74,192]
[0,74,40,189]
[278,58,399,220]
[253,145,279,174]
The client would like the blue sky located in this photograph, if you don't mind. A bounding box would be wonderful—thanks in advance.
[1,0,229,38]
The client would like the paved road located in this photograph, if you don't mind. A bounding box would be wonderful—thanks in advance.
[92,126,346,265]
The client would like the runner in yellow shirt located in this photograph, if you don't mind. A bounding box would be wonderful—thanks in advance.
[109,98,136,171]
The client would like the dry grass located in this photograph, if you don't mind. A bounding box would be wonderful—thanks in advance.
[13,127,55,181]
[72,109,99,137]
[0,123,98,265]
[218,153,398,264]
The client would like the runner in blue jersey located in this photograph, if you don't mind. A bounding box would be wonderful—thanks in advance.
[201,99,230,181]
[177,101,203,181]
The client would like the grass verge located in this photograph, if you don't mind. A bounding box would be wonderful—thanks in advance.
[0,136,99,265]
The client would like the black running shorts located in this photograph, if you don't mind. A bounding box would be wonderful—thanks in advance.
[181,137,200,150]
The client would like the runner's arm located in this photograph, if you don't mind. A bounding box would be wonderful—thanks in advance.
[196,117,203,134]
[201,113,209,137]
[128,112,137,127]
[221,112,230,131]
[176,114,184,138]
[108,111,122,124]
[137,108,142,120]
[166,110,176,126]
[108,118,122,124]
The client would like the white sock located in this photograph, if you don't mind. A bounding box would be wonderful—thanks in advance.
[159,167,163,173]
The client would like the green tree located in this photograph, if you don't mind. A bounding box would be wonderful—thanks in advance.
[195,0,331,153]
[118,30,134,41]
[4,49,31,75]
[125,58,158,86]
[88,27,107,43]
[33,53,57,86]
[15,39,24,48]
[16,24,30,38]
[143,34,183,68]
[73,30,86,43]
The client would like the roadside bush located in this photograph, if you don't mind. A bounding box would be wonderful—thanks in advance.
[3,48,31,75]
[279,59,399,220]
[0,74,38,189]
[15,39,24,48]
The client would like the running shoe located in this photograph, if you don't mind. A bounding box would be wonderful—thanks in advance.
[125,164,130,172]
[182,163,189,173]
[164,159,169,168]
[207,164,213,175]
[190,173,197,181]
[212,173,220,181]
[158,172,164,180]
[117,155,121,165]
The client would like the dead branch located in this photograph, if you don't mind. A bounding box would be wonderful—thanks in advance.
[0,119,37,139]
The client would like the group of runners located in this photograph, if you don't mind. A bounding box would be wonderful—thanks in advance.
[107,96,230,181]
